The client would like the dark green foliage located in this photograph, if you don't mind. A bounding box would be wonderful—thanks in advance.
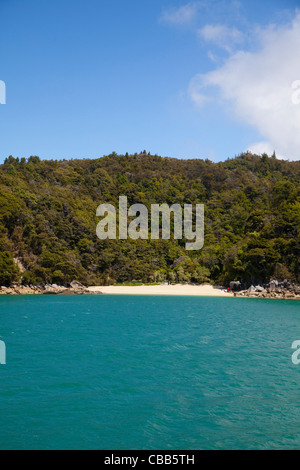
[0,152,299,286]
[0,251,19,286]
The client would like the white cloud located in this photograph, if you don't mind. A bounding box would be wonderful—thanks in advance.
[188,74,211,107]
[198,24,244,52]
[246,141,279,158]
[160,2,199,25]
[189,12,300,160]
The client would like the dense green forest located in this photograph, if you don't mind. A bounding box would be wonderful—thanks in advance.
[0,151,299,287]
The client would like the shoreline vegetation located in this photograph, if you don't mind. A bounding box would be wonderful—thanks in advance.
[0,152,299,289]
[1,281,299,299]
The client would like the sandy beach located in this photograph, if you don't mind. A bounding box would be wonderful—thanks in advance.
[87,284,233,297]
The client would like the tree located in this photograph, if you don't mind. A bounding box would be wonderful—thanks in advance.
[0,252,20,286]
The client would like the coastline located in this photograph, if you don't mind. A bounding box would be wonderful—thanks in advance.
[0,282,299,299]
[0,283,233,297]
[87,284,300,299]
[87,284,233,297]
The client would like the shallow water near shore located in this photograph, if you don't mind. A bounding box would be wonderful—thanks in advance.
[0,295,300,450]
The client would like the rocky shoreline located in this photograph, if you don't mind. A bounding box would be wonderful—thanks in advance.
[231,280,300,300]
[0,281,102,296]
[1,279,300,299]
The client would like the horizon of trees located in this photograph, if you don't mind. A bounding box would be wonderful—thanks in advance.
[0,151,299,287]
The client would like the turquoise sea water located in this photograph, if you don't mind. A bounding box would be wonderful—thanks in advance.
[0,295,300,450]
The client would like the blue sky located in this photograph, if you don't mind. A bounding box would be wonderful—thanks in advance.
[0,0,300,162]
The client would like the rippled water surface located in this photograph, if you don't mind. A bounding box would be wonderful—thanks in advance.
[0,295,300,449]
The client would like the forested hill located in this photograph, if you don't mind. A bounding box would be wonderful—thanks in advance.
[0,151,299,287]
